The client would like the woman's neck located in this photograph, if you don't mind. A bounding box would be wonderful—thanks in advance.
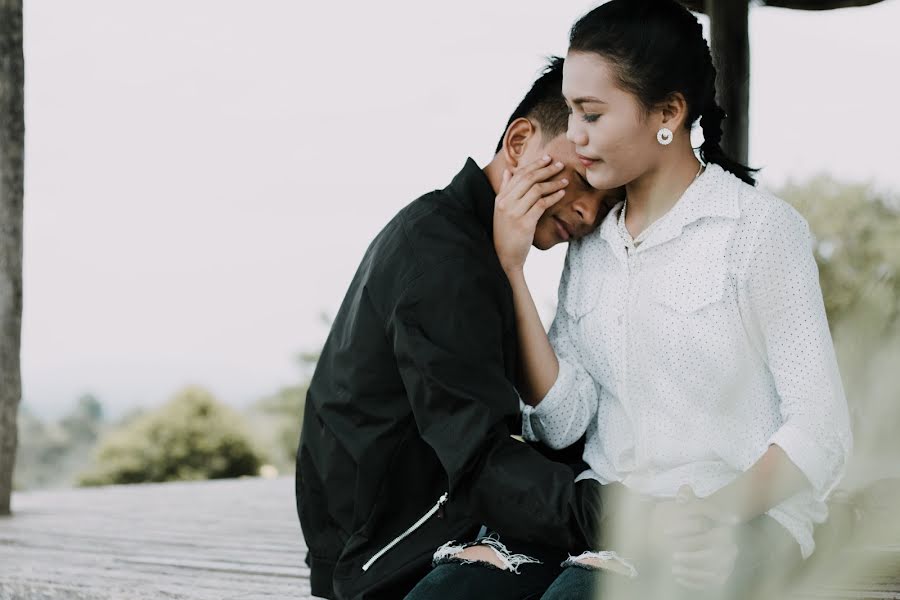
[624,150,703,240]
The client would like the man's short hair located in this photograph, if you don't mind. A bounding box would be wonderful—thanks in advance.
[495,56,569,154]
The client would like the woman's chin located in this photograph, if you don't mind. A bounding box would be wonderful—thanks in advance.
[586,164,627,192]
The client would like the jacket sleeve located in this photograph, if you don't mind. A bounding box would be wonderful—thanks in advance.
[389,256,609,551]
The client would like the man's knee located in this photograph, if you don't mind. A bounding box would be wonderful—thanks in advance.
[562,551,638,578]
[432,536,543,574]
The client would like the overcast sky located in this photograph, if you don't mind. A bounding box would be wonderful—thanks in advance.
[20,0,900,418]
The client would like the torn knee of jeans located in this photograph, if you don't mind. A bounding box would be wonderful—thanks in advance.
[562,550,638,578]
[432,535,542,574]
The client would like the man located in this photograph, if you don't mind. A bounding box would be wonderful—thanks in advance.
[296,57,623,600]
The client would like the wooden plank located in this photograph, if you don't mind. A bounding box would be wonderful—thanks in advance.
[2,475,898,599]
[0,477,320,599]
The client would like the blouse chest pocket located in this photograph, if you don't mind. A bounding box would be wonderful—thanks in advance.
[562,274,603,320]
[557,254,616,379]
[651,220,733,314]
[559,237,611,321]
[652,260,727,314]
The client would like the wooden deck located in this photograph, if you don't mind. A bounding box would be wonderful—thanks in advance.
[1,476,898,599]
[0,476,316,600]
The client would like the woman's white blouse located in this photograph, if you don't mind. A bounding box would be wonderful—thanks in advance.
[521,163,852,559]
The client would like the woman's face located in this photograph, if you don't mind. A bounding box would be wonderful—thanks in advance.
[562,51,661,190]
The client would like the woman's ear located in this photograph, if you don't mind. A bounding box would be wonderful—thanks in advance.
[501,117,538,170]
[658,91,689,132]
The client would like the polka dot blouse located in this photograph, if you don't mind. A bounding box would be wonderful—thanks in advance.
[521,163,852,559]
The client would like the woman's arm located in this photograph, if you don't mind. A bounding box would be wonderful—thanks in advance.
[503,267,559,406]
[493,162,600,449]
[741,201,852,506]
[704,202,851,523]
[664,201,852,587]
[706,444,809,523]
[491,159,565,404]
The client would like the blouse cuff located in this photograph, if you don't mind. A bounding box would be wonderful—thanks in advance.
[520,400,539,442]
[767,421,835,499]
[520,360,577,444]
[535,359,577,418]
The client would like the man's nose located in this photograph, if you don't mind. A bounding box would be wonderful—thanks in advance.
[572,195,600,228]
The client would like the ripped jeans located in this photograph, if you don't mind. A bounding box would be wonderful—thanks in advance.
[405,516,801,600]
[404,526,566,600]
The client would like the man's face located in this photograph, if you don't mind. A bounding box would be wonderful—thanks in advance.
[523,133,623,250]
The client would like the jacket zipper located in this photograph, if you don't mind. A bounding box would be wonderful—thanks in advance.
[361,492,449,572]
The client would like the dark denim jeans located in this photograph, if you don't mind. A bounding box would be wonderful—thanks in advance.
[405,515,801,600]
[405,532,564,600]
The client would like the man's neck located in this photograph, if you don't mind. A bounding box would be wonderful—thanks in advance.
[483,154,506,195]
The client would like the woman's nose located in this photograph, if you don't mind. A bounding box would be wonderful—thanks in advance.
[567,118,588,147]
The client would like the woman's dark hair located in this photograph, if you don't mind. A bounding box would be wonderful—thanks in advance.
[569,0,757,185]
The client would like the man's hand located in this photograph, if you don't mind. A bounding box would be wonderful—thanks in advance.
[649,485,740,590]
[493,155,567,273]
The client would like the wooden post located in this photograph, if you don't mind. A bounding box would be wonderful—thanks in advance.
[706,0,751,164]
[0,0,25,516]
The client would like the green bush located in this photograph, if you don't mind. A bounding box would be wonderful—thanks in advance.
[780,176,900,328]
[78,386,265,486]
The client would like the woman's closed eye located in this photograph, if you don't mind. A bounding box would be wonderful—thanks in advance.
[565,104,599,123]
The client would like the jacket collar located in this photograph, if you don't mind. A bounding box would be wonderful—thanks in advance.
[445,157,497,237]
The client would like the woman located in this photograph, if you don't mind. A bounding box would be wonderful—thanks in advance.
[493,0,852,598]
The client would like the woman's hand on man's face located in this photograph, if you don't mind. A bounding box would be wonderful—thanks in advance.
[493,155,567,273]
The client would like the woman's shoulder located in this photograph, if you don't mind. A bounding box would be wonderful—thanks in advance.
[710,165,809,238]
[712,167,812,272]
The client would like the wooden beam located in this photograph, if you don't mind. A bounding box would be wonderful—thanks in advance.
[683,0,886,12]
[0,0,25,516]
[706,0,751,164]
[761,0,886,9]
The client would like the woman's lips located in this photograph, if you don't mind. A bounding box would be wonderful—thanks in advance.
[577,154,597,167]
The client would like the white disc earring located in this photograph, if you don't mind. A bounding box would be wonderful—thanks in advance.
[657,127,673,146]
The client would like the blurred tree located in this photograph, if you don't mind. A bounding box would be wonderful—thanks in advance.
[0,0,24,516]
[60,394,105,446]
[299,350,319,381]
[13,407,68,490]
[780,176,900,328]
[244,343,319,474]
[78,386,265,486]
[14,396,105,490]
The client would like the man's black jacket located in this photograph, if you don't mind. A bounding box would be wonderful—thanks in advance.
[296,159,610,600]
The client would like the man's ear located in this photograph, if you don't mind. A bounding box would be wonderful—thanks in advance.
[501,117,539,170]
[657,91,689,132]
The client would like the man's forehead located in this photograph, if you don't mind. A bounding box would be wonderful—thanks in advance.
[544,136,589,177]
